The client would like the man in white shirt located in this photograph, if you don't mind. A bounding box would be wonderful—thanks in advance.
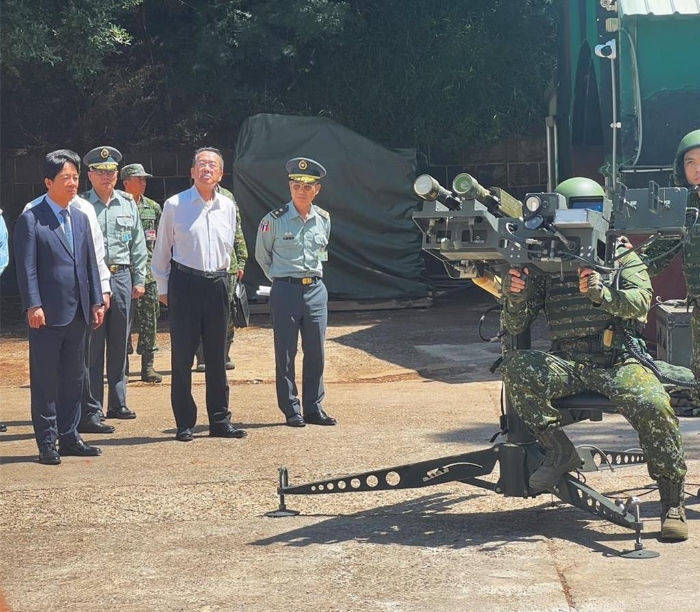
[151,147,248,442]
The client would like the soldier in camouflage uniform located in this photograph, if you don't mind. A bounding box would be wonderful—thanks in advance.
[194,184,248,371]
[642,129,700,405]
[501,177,688,541]
[122,163,163,383]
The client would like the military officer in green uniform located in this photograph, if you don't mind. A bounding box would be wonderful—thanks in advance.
[81,146,148,419]
[121,163,163,383]
[501,177,688,541]
[194,184,248,372]
[643,129,700,405]
[255,157,336,428]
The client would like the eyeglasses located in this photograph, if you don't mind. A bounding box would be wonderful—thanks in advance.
[90,169,117,176]
[291,182,316,192]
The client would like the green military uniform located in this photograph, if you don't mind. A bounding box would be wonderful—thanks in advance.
[642,131,700,403]
[501,250,685,482]
[129,195,162,358]
[195,186,247,370]
[501,176,687,541]
[221,187,248,351]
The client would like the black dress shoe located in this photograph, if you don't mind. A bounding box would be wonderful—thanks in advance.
[39,445,61,465]
[209,423,248,438]
[58,439,102,457]
[304,411,337,426]
[106,406,137,419]
[286,414,306,428]
[0,423,7,432]
[176,428,194,442]
[78,418,115,434]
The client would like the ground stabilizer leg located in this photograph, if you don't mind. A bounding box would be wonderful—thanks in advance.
[266,442,658,556]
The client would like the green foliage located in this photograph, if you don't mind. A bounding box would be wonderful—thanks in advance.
[0,0,556,160]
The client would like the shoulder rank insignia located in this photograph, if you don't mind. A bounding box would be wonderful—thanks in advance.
[270,204,289,219]
[315,206,330,219]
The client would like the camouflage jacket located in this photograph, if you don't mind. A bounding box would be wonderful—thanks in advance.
[136,195,161,284]
[218,186,248,274]
[502,247,652,361]
[642,190,700,296]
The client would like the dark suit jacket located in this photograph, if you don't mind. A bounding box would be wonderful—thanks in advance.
[15,199,103,326]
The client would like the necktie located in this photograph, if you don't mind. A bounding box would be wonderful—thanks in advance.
[59,208,74,253]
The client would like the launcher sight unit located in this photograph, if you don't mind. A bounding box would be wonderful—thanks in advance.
[413,173,689,277]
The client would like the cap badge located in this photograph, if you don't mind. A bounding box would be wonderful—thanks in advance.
[100,148,110,159]
[298,159,308,170]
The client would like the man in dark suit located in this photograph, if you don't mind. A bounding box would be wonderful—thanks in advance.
[14,149,106,465]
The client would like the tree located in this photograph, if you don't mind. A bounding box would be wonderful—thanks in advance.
[0,0,556,160]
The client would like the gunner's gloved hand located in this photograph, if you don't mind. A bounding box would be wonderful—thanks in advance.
[502,267,529,304]
[578,268,607,305]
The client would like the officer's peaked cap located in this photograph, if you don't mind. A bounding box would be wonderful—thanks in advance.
[286,157,326,183]
[84,146,122,171]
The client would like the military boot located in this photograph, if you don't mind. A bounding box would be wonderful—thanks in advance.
[529,427,581,491]
[658,478,688,541]
[225,340,235,370]
[141,352,163,383]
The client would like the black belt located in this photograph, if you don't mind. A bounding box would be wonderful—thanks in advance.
[108,264,130,273]
[274,276,320,285]
[173,261,227,278]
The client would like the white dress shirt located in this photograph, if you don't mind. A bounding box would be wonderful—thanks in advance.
[151,185,237,295]
[25,195,111,295]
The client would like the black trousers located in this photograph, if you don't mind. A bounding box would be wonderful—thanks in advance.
[168,265,231,430]
[28,312,86,448]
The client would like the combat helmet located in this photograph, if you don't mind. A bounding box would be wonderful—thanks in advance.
[673,129,700,187]
[554,177,605,209]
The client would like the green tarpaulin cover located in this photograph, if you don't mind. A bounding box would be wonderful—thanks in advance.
[233,114,429,301]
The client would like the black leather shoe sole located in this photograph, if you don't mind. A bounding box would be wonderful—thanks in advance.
[39,450,61,465]
[286,415,306,427]
[304,413,337,426]
[58,444,102,457]
[176,429,194,442]
[106,408,137,420]
[209,427,248,439]
[78,422,115,434]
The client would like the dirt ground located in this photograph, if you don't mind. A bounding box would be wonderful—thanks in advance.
[2,287,700,612]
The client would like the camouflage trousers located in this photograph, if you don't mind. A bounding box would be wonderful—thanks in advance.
[128,281,160,355]
[691,304,700,399]
[501,350,686,482]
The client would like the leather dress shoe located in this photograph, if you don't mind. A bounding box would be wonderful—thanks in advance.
[194,363,206,373]
[0,423,7,432]
[304,411,337,426]
[286,414,306,427]
[39,445,61,465]
[225,359,235,370]
[58,439,102,457]
[176,428,194,442]
[209,423,248,438]
[106,406,137,419]
[78,418,115,434]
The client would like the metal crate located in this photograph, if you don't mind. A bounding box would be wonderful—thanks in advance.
[655,303,692,368]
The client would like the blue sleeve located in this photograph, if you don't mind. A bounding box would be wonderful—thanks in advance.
[0,215,8,277]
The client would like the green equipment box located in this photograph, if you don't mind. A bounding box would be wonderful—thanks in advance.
[655,303,692,368]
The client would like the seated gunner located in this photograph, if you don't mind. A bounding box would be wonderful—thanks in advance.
[500,177,688,541]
